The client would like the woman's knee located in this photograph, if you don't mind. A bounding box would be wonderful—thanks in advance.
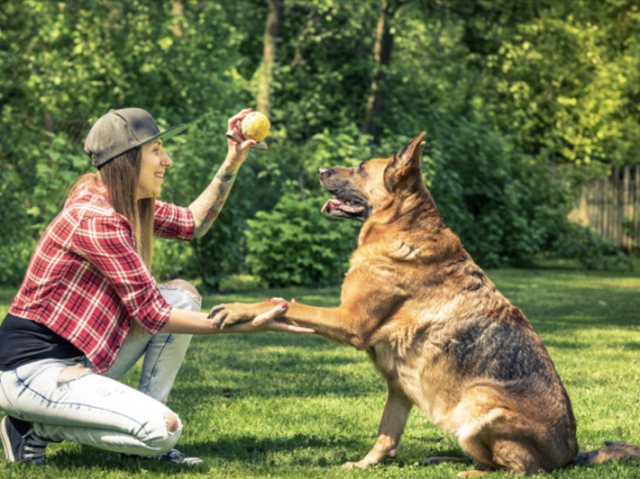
[160,279,201,301]
[159,279,202,311]
[142,410,183,452]
[164,412,180,434]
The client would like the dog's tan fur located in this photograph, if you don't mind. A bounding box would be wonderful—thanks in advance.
[210,133,640,475]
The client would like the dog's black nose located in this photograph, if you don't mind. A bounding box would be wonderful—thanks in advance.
[318,168,332,180]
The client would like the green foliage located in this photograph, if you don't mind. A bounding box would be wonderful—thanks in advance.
[218,274,267,293]
[245,191,359,287]
[0,0,262,286]
[423,114,574,268]
[2,0,639,287]
[549,222,631,271]
[150,237,195,283]
[303,124,375,174]
[0,0,257,119]
[490,1,640,166]
[0,130,91,284]
[243,125,384,288]
[272,2,380,138]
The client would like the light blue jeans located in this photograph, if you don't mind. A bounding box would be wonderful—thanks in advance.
[0,283,200,456]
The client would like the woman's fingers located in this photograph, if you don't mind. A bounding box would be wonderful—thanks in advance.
[253,303,288,326]
[240,139,256,150]
[270,322,315,334]
[255,301,314,333]
[228,108,252,130]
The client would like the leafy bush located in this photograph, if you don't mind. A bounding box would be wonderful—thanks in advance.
[4,0,638,288]
[0,130,91,285]
[245,191,359,287]
[151,238,196,283]
[549,222,631,271]
[423,115,576,268]
[218,275,267,293]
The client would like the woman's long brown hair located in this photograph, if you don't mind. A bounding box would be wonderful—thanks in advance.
[69,148,155,269]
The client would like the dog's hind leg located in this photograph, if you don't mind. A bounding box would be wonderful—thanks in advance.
[342,385,413,469]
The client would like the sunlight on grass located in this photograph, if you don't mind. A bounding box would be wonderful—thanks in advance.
[2,269,640,478]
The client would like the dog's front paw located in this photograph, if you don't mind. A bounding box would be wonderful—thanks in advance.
[342,459,376,469]
[208,303,254,329]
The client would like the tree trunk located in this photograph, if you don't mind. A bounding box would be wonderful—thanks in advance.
[361,0,396,139]
[297,168,307,202]
[257,0,284,116]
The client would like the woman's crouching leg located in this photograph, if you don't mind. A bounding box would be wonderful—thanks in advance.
[0,359,184,456]
[35,408,183,456]
[136,279,202,404]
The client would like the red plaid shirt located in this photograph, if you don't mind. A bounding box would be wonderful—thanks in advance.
[9,181,195,373]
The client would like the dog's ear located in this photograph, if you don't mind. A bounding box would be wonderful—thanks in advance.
[384,132,426,191]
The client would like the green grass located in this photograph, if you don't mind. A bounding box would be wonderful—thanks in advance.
[3,268,640,478]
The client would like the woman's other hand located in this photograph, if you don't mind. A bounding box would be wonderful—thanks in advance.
[225,109,256,169]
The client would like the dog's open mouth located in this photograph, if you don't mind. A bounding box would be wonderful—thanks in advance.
[321,198,366,217]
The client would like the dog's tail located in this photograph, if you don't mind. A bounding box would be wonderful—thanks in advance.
[573,441,640,466]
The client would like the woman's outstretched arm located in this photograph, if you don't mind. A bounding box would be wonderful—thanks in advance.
[159,303,315,335]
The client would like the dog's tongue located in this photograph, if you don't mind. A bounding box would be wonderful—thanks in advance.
[321,199,344,214]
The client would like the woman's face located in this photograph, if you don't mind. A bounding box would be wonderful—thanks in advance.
[137,139,173,199]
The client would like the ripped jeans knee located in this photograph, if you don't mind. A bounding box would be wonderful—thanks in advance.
[143,410,183,452]
[164,412,181,434]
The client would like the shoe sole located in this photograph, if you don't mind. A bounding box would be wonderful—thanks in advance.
[0,417,16,462]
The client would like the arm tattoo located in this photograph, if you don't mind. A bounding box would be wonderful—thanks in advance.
[189,165,239,238]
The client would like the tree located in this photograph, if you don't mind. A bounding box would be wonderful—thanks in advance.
[361,0,403,139]
[2,0,637,287]
[256,0,285,116]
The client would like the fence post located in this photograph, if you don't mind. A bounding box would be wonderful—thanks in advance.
[636,166,640,250]
[612,167,617,244]
[604,175,610,241]
[569,167,640,252]
[623,166,630,250]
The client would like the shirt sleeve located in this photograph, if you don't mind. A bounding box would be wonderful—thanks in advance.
[71,214,171,335]
[154,200,195,241]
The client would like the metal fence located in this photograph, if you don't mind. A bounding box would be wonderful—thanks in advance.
[569,165,640,251]
[44,114,90,144]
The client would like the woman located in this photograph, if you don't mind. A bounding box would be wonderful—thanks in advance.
[0,107,313,466]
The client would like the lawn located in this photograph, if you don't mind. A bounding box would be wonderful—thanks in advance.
[2,267,640,478]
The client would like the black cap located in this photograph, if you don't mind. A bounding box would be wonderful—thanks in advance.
[84,108,188,168]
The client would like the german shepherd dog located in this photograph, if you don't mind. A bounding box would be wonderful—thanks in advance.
[210,133,640,476]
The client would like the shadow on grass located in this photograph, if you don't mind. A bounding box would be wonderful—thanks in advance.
[47,433,370,470]
[487,271,640,333]
[171,369,383,403]
[49,434,470,472]
[541,339,589,350]
[206,331,343,350]
[200,433,365,463]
